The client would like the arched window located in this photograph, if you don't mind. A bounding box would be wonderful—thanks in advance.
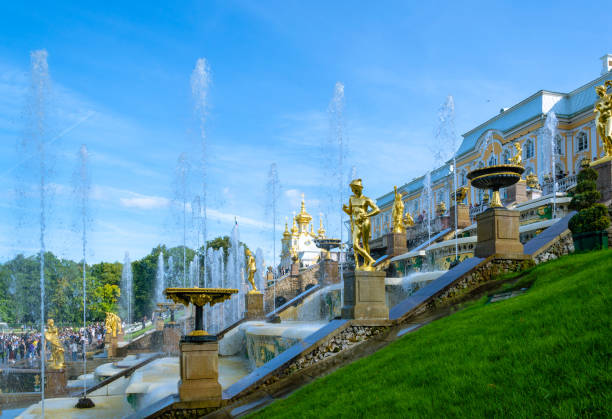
[555,134,564,155]
[503,149,512,164]
[478,161,484,169]
[460,170,467,186]
[488,155,497,166]
[524,140,535,159]
[576,132,588,152]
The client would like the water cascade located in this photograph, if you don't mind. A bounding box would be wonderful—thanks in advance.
[191,58,211,282]
[155,252,166,303]
[544,111,559,218]
[422,171,432,244]
[121,252,133,335]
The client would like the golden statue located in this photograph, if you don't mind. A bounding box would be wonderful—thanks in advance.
[525,173,540,189]
[510,142,522,165]
[245,248,258,293]
[436,201,447,216]
[44,319,64,370]
[391,186,405,234]
[451,186,468,203]
[343,179,380,271]
[290,246,299,263]
[105,312,122,338]
[594,81,612,158]
[403,211,415,228]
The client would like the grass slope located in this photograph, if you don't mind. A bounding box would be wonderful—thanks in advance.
[254,250,612,418]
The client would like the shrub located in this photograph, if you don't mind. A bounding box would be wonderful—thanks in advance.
[568,167,610,234]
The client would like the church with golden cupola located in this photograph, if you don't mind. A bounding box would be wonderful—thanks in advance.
[280,194,327,271]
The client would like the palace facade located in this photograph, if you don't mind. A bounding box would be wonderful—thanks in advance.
[372,54,612,247]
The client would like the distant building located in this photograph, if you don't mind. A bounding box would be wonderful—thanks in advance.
[279,195,327,270]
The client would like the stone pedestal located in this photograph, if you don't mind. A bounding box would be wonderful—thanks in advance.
[290,261,299,276]
[449,204,471,229]
[178,338,221,406]
[385,232,407,257]
[163,325,181,355]
[245,291,264,320]
[475,207,523,258]
[45,369,67,397]
[592,156,612,205]
[506,180,527,204]
[156,319,165,331]
[341,270,388,320]
[107,336,118,358]
[319,259,340,286]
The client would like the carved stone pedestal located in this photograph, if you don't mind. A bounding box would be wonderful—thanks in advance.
[385,232,407,257]
[156,319,165,331]
[449,203,471,229]
[592,156,612,205]
[107,336,118,358]
[319,258,340,286]
[178,337,221,406]
[245,291,264,320]
[163,325,181,355]
[341,270,388,320]
[45,369,67,397]
[475,207,523,258]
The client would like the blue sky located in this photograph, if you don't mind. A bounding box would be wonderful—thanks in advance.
[0,1,609,264]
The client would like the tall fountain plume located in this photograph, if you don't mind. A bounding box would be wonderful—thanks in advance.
[191,58,211,284]
[74,144,91,399]
[265,162,280,309]
[434,96,459,260]
[173,153,192,286]
[329,82,347,277]
[22,49,51,414]
[155,252,166,303]
[120,252,133,333]
[544,111,559,218]
[422,171,433,245]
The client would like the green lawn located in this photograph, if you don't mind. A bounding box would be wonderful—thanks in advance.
[254,249,612,418]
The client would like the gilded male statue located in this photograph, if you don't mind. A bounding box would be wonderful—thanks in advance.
[105,312,122,338]
[403,211,415,228]
[245,248,258,292]
[343,179,380,270]
[594,81,612,157]
[391,186,405,234]
[44,319,65,370]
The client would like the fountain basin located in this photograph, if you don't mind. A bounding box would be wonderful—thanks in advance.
[468,164,524,207]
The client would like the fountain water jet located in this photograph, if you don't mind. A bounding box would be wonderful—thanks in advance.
[544,111,559,218]
[155,252,166,303]
[265,163,280,309]
[120,252,133,338]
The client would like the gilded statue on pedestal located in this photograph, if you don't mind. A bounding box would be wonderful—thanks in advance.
[391,186,405,234]
[105,312,122,338]
[343,179,380,271]
[510,142,522,165]
[403,211,415,228]
[594,81,612,157]
[245,248,259,293]
[526,173,540,189]
[44,319,64,370]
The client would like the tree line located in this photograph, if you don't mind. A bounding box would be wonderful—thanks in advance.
[0,236,240,328]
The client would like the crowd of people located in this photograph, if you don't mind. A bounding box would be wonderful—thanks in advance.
[0,323,106,367]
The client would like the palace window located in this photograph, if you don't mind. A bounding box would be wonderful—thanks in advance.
[576,132,588,152]
[503,149,512,164]
[488,155,497,166]
[460,170,467,186]
[555,135,564,155]
[524,140,534,159]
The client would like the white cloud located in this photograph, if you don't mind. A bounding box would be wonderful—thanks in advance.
[120,195,170,209]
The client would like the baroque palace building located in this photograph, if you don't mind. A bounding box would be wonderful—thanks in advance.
[372,54,612,248]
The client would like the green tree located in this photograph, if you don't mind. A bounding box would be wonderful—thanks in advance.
[568,166,610,234]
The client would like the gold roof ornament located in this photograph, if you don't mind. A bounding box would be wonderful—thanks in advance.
[291,212,298,235]
[317,213,326,238]
[295,193,313,228]
[282,218,291,239]
[594,81,612,160]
